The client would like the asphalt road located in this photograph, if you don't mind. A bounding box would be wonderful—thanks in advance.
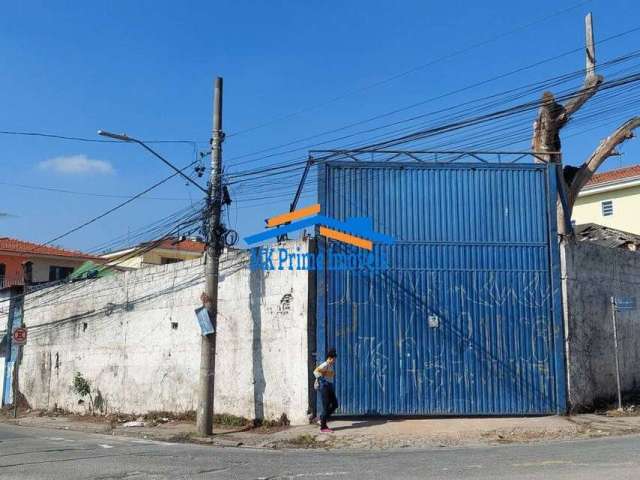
[1,423,639,479]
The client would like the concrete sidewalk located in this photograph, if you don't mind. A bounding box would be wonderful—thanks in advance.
[256,414,640,449]
[3,410,640,450]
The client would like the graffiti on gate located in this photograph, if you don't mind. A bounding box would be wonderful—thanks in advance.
[328,271,556,313]
[354,336,388,393]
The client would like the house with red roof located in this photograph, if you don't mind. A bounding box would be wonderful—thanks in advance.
[0,238,103,290]
[100,236,206,270]
[572,164,640,235]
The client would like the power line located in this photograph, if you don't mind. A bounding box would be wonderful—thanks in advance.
[225,0,592,138]
[224,65,640,205]
[224,41,640,173]
[27,160,201,255]
[227,71,640,187]
[251,56,640,171]
[16,247,249,328]
[0,181,191,201]
[16,228,243,322]
[0,130,200,146]
[3,22,638,183]
[9,62,640,311]
[88,202,204,255]
[0,206,206,308]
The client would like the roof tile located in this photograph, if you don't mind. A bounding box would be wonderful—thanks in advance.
[142,237,206,253]
[586,164,640,187]
[0,237,101,260]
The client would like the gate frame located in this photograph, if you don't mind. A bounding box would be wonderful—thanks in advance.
[315,160,567,416]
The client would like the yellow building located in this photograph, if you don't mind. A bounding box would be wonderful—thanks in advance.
[572,165,640,235]
[101,237,205,270]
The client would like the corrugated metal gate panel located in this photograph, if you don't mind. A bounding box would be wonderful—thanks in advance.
[317,162,566,415]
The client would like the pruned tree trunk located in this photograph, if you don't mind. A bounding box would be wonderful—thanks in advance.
[530,13,639,236]
[531,76,603,234]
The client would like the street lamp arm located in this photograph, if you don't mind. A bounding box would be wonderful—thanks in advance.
[97,130,132,142]
[97,129,208,194]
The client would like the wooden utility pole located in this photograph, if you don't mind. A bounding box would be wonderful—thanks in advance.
[197,77,224,436]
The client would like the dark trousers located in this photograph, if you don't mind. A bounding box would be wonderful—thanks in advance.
[319,381,338,428]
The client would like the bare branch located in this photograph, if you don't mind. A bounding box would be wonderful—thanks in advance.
[567,117,640,208]
[556,13,601,127]
[557,74,603,128]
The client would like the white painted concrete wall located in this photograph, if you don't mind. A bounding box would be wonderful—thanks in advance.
[16,241,310,424]
[564,241,640,411]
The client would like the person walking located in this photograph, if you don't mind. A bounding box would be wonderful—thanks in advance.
[313,348,338,433]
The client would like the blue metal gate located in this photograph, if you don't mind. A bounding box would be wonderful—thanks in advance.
[316,161,566,415]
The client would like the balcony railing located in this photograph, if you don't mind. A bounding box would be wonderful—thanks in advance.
[0,276,26,290]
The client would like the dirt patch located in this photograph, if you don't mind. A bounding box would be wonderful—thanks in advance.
[145,410,196,422]
[250,413,291,434]
[212,413,252,428]
[2,408,292,440]
[161,431,200,443]
[0,407,17,419]
[595,395,640,418]
[482,428,578,445]
[575,392,640,417]
[565,412,640,441]
[601,406,640,417]
[277,433,331,449]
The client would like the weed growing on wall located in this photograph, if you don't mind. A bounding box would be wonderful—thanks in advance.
[71,372,95,414]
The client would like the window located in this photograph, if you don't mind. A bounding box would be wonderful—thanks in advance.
[160,257,182,265]
[23,261,33,284]
[602,200,614,217]
[49,266,74,281]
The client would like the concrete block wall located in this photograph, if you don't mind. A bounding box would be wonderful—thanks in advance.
[15,241,310,424]
[564,240,640,411]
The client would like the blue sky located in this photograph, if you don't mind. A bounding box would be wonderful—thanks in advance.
[1,0,639,252]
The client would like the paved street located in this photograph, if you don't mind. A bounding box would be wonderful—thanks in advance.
[1,423,640,479]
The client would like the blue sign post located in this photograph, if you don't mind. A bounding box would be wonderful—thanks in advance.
[195,307,215,336]
[609,296,635,411]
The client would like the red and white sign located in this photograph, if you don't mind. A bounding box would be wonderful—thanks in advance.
[12,327,27,345]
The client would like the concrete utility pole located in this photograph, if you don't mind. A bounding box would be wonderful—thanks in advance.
[99,81,225,436]
[197,77,224,436]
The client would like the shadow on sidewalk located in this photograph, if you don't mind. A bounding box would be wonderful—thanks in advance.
[332,420,388,431]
